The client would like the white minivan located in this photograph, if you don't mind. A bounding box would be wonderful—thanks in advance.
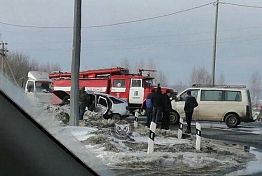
[170,85,254,128]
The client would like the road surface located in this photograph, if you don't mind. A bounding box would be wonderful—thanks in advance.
[128,115,262,175]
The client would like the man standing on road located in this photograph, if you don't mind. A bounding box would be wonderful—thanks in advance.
[142,88,154,128]
[184,90,198,133]
[162,90,172,130]
[79,87,90,120]
[152,84,163,127]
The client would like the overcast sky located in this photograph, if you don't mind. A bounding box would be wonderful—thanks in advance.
[0,0,262,86]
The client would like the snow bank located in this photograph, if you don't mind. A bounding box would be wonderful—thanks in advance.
[68,118,254,176]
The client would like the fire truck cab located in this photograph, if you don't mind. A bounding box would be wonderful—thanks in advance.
[110,74,154,109]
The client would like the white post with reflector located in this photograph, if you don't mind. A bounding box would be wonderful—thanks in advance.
[134,111,139,128]
[196,122,201,151]
[178,118,183,139]
[147,121,156,154]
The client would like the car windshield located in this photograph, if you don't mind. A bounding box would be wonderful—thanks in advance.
[35,81,52,93]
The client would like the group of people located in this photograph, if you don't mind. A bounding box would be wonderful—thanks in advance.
[79,85,198,133]
[142,85,198,133]
[142,84,172,130]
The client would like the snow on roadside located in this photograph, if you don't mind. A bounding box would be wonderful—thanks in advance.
[42,103,256,175]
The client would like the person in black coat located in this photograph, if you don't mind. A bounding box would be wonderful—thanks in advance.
[152,85,164,125]
[161,90,172,130]
[79,87,90,120]
[184,90,198,133]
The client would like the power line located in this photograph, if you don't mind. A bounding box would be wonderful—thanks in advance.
[220,2,262,9]
[0,2,213,29]
[85,2,213,28]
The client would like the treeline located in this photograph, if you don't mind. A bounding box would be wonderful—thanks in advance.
[0,52,61,87]
[119,58,168,86]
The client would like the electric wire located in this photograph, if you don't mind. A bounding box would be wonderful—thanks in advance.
[0,2,213,29]
[220,2,262,9]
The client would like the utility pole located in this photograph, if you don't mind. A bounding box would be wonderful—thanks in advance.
[0,41,8,75]
[70,0,82,126]
[212,0,219,86]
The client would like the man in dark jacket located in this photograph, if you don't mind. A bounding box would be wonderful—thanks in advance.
[79,87,90,120]
[161,90,172,130]
[152,85,163,125]
[184,90,198,133]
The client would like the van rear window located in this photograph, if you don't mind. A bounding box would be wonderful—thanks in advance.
[225,91,242,101]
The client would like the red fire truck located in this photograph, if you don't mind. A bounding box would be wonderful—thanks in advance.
[49,67,173,111]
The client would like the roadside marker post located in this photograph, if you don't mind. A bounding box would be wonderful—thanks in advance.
[196,122,201,151]
[134,111,139,128]
[147,121,156,154]
[178,118,183,139]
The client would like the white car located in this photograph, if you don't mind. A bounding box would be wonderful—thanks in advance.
[53,90,130,119]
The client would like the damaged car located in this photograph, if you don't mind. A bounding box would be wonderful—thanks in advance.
[53,90,130,119]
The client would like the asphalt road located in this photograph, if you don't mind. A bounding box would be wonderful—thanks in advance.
[129,115,262,149]
[128,116,262,175]
[200,122,262,149]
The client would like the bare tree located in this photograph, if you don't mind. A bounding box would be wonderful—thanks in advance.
[249,71,262,104]
[133,59,145,73]
[146,59,157,78]
[40,63,61,73]
[4,51,61,87]
[155,71,168,87]
[120,58,130,70]
[172,81,188,93]
[119,58,169,87]
[190,66,212,86]
[6,52,31,87]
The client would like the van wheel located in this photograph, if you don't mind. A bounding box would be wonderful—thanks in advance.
[170,111,180,125]
[225,114,240,128]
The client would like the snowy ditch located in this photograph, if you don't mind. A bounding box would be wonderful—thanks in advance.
[44,105,256,176]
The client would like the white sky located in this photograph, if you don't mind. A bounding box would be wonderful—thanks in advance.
[0,0,262,86]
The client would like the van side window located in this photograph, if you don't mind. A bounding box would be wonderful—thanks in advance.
[201,90,223,101]
[27,81,34,92]
[180,90,199,101]
[225,91,242,101]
